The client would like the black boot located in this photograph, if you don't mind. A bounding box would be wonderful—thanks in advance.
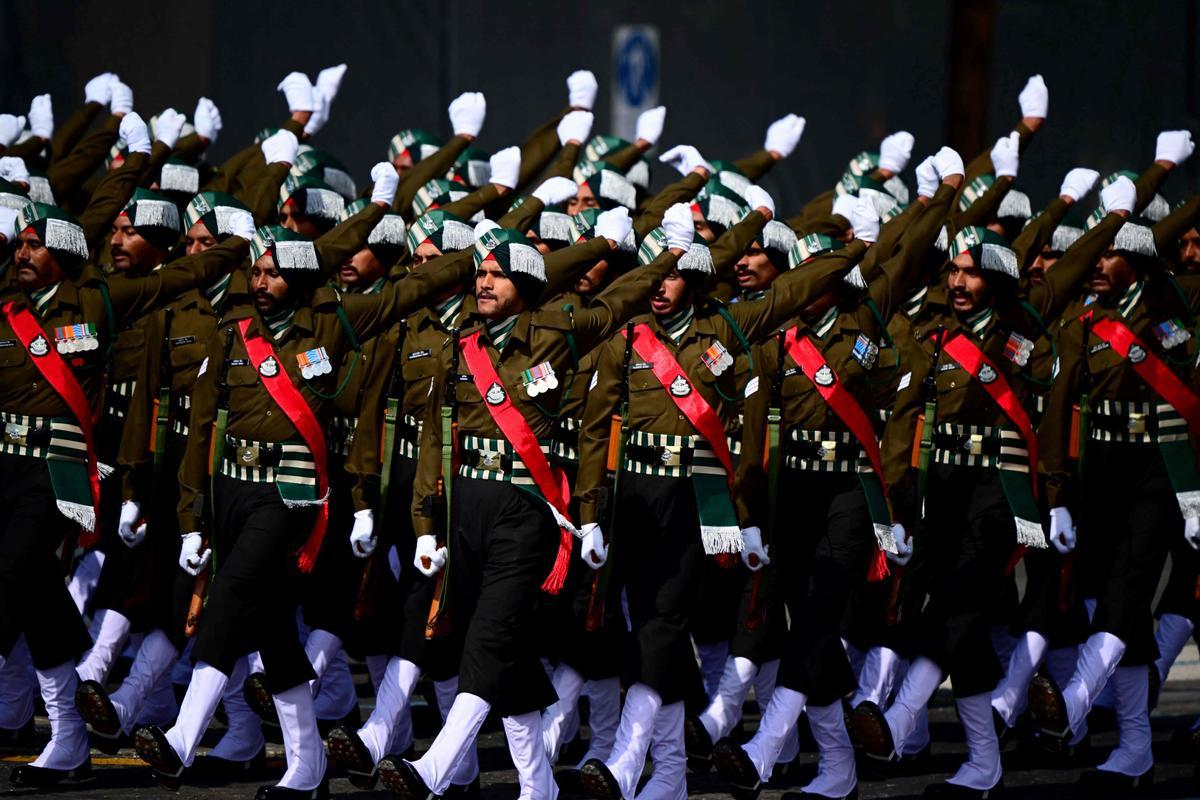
[1077,766,1154,798]
[443,775,480,798]
[849,701,898,764]
[254,779,330,800]
[922,779,1005,798]
[243,672,280,724]
[579,759,623,799]
[191,747,268,785]
[377,754,435,799]
[684,712,715,772]
[326,723,378,789]
[9,759,92,787]
[75,679,125,755]
[134,724,186,790]
[710,736,763,799]
[1026,675,1070,750]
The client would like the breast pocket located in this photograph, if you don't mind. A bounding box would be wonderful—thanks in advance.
[0,341,27,370]
[113,328,145,353]
[169,342,208,370]
[401,351,440,385]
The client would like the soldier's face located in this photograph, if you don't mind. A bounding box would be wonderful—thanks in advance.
[392,151,414,177]
[947,254,989,314]
[279,203,321,238]
[340,248,384,288]
[13,229,64,289]
[692,208,716,242]
[475,259,525,318]
[250,255,290,314]
[651,270,689,316]
[526,230,551,255]
[411,241,443,268]
[1028,246,1060,285]
[185,221,219,256]
[735,242,779,292]
[574,258,610,295]
[111,215,165,272]
[1179,228,1200,274]
[1090,249,1136,296]
[567,182,598,215]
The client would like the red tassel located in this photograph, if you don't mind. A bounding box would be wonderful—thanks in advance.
[867,547,890,582]
[78,527,99,551]
[714,552,740,569]
[295,507,330,574]
[540,526,573,595]
[1003,544,1026,576]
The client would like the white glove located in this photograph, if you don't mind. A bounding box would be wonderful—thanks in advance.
[448,92,486,137]
[414,534,447,577]
[84,72,118,105]
[595,207,633,245]
[118,500,147,549]
[915,156,938,199]
[260,129,299,165]
[488,146,521,190]
[349,509,376,558]
[764,113,806,158]
[179,532,211,576]
[1099,175,1136,215]
[849,197,880,243]
[742,185,774,217]
[932,146,965,180]
[990,132,1020,178]
[0,115,25,148]
[304,88,329,137]
[1186,516,1200,551]
[154,108,186,149]
[315,64,348,104]
[1048,506,1076,554]
[28,94,53,139]
[887,523,912,567]
[658,144,711,176]
[635,105,667,145]
[370,161,400,206]
[1059,168,1100,202]
[567,69,598,110]
[1018,74,1049,119]
[580,522,608,569]
[878,130,915,173]
[193,97,222,143]
[556,110,594,146]
[277,71,315,113]
[831,192,857,221]
[662,203,695,251]
[740,526,770,571]
[474,219,501,240]
[0,156,29,185]
[532,176,578,206]
[1155,130,1195,166]
[227,210,256,240]
[110,80,134,115]
[119,112,152,155]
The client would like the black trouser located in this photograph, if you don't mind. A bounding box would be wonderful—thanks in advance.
[0,453,92,669]
[611,473,706,707]
[905,463,1015,698]
[450,477,558,717]
[1156,536,1200,626]
[728,558,787,666]
[1081,441,1179,665]
[191,476,316,693]
[690,560,746,647]
[299,461,358,644]
[1011,545,1090,647]
[773,471,874,706]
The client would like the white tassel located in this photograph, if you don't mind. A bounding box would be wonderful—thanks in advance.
[1015,517,1047,549]
[56,501,95,532]
[701,526,743,555]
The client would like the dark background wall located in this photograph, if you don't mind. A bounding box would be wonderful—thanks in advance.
[2,0,1197,215]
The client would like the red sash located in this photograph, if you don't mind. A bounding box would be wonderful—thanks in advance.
[942,333,1039,494]
[782,329,887,480]
[624,323,736,487]
[1090,317,1200,435]
[459,330,575,593]
[236,318,328,573]
[1,301,103,545]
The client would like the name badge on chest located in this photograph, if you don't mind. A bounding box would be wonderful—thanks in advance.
[54,323,99,354]
[851,333,879,369]
[521,361,559,397]
[297,347,333,379]
[700,341,733,376]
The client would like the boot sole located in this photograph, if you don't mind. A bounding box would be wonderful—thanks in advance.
[326,726,378,790]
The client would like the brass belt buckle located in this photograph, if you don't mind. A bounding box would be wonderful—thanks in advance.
[237,444,260,467]
[1127,413,1147,434]
[657,445,682,467]
[3,422,28,446]
[968,434,984,456]
[478,451,502,471]
[820,440,838,462]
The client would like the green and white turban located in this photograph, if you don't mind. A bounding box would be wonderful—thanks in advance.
[838,156,909,205]
[584,135,628,163]
[290,149,357,201]
[694,180,749,234]
[250,225,322,288]
[568,208,636,253]
[388,129,440,164]
[506,196,572,249]
[788,233,843,268]
[405,210,474,256]
[0,178,31,212]
[638,227,713,281]
[155,159,200,198]
[956,174,1031,221]
[1102,170,1169,223]
[16,203,88,272]
[448,147,491,188]
[183,191,251,240]
[706,159,752,197]
[1085,209,1157,258]
[120,188,182,249]
[573,161,637,211]
[412,178,471,218]
[279,174,345,224]
[473,223,546,281]
[341,198,407,264]
[25,169,54,205]
[950,226,1019,278]
[760,220,798,270]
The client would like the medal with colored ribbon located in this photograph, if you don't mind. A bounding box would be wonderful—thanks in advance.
[297,347,333,379]
[521,361,559,397]
[700,340,734,376]
[54,323,99,354]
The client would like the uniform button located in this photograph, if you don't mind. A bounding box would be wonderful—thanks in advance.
[266,410,272,416]
[950,381,956,388]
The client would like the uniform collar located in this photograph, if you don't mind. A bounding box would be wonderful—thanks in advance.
[436,291,467,330]
[808,304,840,339]
[28,281,61,317]
[1118,279,1144,320]
[657,304,695,344]
[486,313,520,352]
[960,305,995,339]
